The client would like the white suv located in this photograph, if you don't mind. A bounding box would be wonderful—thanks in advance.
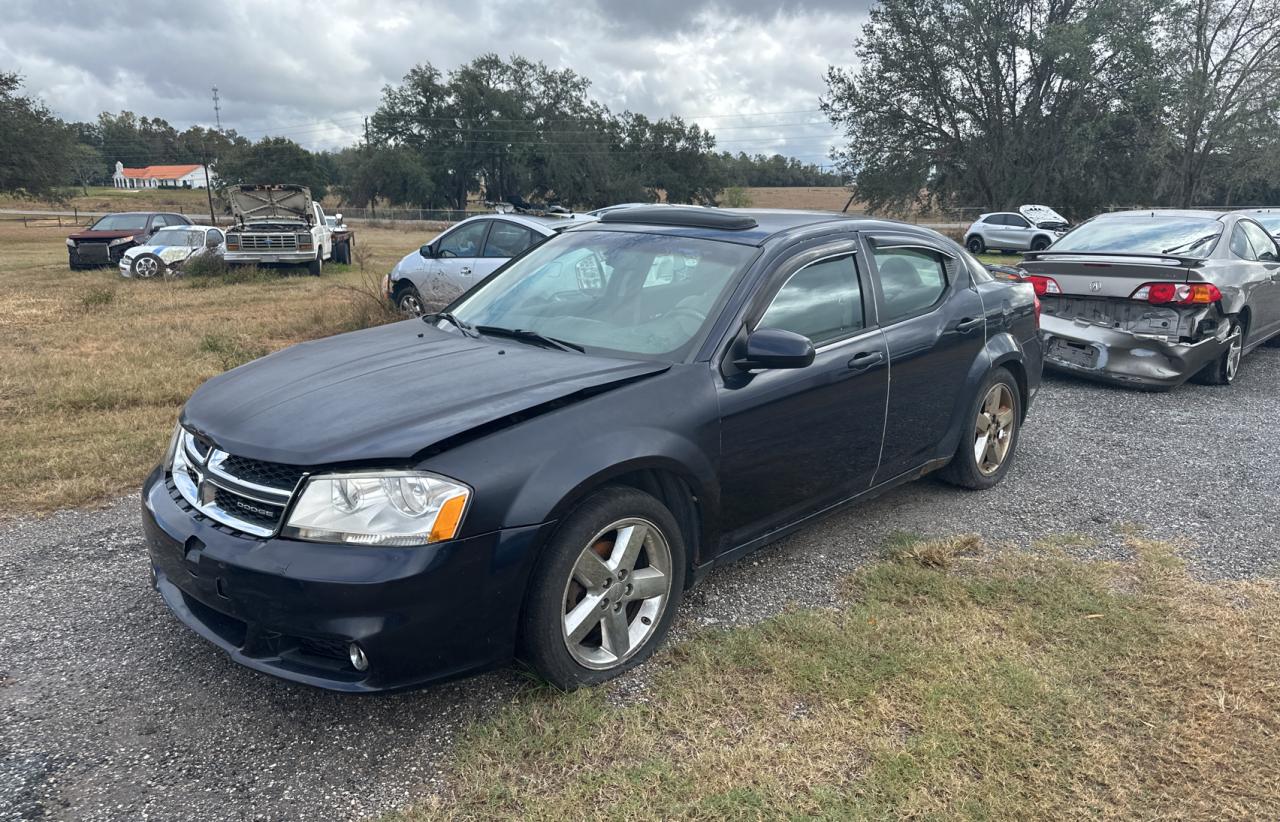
[964,205,1070,254]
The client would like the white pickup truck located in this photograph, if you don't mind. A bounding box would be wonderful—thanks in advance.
[223,184,334,275]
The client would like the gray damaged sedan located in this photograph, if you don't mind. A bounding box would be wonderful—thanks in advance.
[1020,209,1280,389]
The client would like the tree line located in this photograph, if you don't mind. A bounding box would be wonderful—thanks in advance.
[0,58,837,210]
[822,0,1280,216]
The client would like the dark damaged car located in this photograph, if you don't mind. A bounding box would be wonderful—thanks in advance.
[66,211,193,269]
[1022,210,1280,389]
[142,207,1042,692]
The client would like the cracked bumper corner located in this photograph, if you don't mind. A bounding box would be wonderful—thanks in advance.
[1039,314,1225,389]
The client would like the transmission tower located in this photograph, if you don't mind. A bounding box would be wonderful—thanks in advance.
[212,86,222,132]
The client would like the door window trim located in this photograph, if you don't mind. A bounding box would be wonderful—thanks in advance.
[438,219,493,259]
[864,238,957,326]
[748,250,869,349]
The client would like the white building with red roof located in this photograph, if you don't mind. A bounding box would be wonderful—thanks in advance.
[112,161,215,189]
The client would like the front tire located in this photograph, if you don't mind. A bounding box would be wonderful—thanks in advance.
[307,252,322,277]
[966,236,986,254]
[1197,317,1244,386]
[129,253,166,279]
[1030,236,1051,251]
[394,284,425,316]
[938,367,1022,490]
[520,486,686,690]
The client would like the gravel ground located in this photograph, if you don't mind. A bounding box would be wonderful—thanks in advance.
[3,348,1279,822]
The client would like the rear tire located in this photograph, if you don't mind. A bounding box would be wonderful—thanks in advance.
[307,252,322,277]
[1197,317,1244,386]
[938,367,1022,490]
[966,236,985,254]
[520,486,686,690]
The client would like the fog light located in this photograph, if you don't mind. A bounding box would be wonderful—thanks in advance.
[348,642,369,672]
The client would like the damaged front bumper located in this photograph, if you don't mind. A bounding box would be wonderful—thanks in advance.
[1039,313,1226,389]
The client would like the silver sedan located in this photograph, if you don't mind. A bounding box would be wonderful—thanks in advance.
[386,213,596,314]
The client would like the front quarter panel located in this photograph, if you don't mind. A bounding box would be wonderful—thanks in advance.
[419,364,722,560]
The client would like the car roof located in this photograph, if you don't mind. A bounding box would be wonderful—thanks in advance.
[453,212,597,235]
[1099,208,1228,221]
[567,207,937,247]
[1233,207,1280,215]
[100,211,184,217]
[152,223,219,231]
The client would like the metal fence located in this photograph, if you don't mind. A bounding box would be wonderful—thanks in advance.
[337,206,475,223]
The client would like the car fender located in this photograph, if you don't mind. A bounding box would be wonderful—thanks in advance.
[934,331,1026,462]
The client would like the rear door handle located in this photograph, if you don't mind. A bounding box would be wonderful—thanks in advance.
[954,317,984,332]
[847,350,885,371]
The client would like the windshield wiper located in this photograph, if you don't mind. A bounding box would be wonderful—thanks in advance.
[475,325,585,353]
[1162,234,1219,254]
[424,311,478,339]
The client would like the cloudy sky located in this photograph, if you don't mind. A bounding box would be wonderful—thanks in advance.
[1,0,869,165]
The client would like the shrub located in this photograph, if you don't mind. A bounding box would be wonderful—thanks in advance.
[79,286,116,310]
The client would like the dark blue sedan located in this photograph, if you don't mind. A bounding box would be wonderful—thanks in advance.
[141,207,1043,691]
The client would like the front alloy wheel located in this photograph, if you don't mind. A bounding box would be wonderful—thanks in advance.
[521,486,686,690]
[561,518,673,670]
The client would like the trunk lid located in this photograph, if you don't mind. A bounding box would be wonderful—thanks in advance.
[1019,253,1196,299]
[227,184,313,225]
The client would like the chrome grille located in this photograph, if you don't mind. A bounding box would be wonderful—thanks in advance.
[171,430,302,537]
[235,233,299,250]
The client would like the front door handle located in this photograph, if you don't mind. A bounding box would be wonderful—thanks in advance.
[953,317,984,332]
[847,350,885,371]
[460,266,472,275]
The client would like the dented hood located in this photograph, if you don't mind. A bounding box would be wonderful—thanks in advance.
[181,321,669,465]
[226,184,313,223]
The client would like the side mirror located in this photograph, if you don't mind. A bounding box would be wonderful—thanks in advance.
[206,235,220,249]
[734,327,815,371]
[419,243,435,259]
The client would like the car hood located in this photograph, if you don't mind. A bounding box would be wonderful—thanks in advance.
[122,243,198,263]
[226,184,313,223]
[68,229,141,241]
[1019,204,1070,229]
[181,320,670,465]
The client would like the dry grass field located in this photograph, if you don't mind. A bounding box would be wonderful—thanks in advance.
[741,186,852,211]
[0,218,433,515]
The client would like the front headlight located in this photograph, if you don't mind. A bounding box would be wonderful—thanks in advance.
[282,471,470,546]
[164,423,183,471]
[108,235,136,247]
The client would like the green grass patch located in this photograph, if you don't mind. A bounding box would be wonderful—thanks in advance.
[397,537,1280,820]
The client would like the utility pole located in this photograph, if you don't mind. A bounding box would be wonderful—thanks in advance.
[203,140,216,225]
[212,86,223,133]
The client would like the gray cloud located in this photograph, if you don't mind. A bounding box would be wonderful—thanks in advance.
[0,0,868,164]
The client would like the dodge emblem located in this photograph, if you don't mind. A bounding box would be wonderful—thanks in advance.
[198,476,216,506]
[1089,280,1103,292]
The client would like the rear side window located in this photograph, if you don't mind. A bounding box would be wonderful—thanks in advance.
[1006,214,1030,228]
[483,222,537,258]
[759,255,864,346]
[874,247,948,323]
[1230,225,1257,260]
[1241,221,1277,258]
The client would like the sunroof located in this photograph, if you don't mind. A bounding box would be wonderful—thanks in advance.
[598,207,758,231]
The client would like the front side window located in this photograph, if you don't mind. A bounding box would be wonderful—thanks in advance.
[207,229,224,246]
[874,247,949,323]
[451,230,756,360]
[483,222,536,258]
[149,228,201,247]
[437,221,488,258]
[758,255,863,346]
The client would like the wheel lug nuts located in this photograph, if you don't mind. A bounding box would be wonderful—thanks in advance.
[641,616,651,625]
[603,578,611,588]
[618,569,628,580]
[626,584,633,595]
[613,602,622,612]
[599,599,609,610]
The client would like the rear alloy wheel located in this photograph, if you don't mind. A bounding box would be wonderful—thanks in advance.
[1199,318,1244,385]
[129,252,165,279]
[521,486,685,689]
[395,285,425,316]
[966,236,985,254]
[939,367,1021,490]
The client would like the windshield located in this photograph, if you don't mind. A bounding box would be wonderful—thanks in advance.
[449,230,757,360]
[1251,213,1280,233]
[1052,216,1223,258]
[90,214,149,231]
[150,228,202,247]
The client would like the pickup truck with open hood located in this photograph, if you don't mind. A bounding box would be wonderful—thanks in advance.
[223,184,334,276]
